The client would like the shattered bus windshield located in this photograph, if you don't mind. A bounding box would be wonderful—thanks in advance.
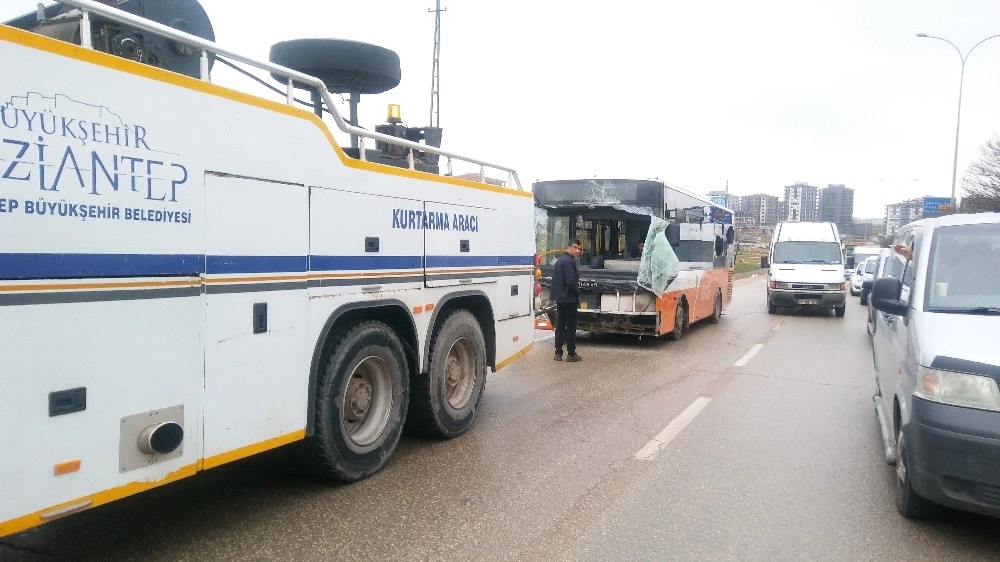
[535,179,732,270]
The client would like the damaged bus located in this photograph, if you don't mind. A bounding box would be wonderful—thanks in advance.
[534,178,735,338]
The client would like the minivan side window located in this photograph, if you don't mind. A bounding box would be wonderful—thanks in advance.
[883,237,908,280]
[899,229,919,302]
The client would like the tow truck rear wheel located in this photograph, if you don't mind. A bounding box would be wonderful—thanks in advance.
[408,310,487,438]
[295,321,408,481]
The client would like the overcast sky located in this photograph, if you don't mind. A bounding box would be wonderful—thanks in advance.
[4,0,999,217]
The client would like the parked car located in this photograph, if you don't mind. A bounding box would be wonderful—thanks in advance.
[850,256,876,298]
[849,262,864,295]
[856,255,878,304]
[861,255,878,304]
[865,248,892,338]
[847,245,882,271]
[870,212,1000,519]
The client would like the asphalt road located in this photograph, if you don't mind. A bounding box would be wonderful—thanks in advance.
[4,274,999,561]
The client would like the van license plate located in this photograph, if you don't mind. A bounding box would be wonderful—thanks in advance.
[799,299,820,305]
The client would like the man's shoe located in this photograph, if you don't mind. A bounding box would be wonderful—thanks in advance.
[566,354,582,362]
[553,353,563,361]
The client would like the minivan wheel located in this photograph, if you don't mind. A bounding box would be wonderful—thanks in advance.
[895,430,941,519]
[834,305,845,318]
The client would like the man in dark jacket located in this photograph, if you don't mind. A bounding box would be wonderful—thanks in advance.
[551,238,582,362]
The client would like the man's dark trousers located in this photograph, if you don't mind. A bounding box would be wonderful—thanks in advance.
[554,302,578,357]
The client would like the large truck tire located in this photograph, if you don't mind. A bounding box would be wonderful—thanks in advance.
[294,321,409,481]
[408,310,487,438]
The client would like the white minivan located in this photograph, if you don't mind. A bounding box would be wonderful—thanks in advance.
[764,221,847,317]
[870,212,1000,519]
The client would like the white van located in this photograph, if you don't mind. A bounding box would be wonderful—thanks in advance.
[870,212,1000,519]
[764,221,847,317]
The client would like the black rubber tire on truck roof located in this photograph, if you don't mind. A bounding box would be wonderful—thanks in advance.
[269,38,401,94]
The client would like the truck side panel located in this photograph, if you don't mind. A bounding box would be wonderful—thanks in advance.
[1,23,534,535]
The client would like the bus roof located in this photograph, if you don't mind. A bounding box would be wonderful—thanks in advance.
[531,178,734,214]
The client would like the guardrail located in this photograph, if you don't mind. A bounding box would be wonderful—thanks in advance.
[55,0,524,190]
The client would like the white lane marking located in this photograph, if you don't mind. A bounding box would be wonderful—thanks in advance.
[772,322,782,331]
[733,343,764,367]
[634,397,712,461]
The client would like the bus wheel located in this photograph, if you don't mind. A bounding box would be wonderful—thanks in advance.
[668,301,686,341]
[409,310,487,438]
[709,290,723,324]
[298,321,408,481]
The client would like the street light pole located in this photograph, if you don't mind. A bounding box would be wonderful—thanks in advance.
[916,33,1000,213]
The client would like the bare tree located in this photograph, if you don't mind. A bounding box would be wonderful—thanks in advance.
[960,134,1000,213]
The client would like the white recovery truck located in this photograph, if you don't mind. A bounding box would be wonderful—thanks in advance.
[1,0,535,536]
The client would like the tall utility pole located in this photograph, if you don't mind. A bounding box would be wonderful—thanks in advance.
[428,1,446,128]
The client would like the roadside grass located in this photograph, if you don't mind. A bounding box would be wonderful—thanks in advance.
[735,253,764,275]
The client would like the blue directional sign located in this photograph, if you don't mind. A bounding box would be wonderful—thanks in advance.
[923,197,951,218]
[709,205,733,224]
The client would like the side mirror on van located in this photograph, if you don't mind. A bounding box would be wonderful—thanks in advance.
[761,256,770,269]
[871,277,908,316]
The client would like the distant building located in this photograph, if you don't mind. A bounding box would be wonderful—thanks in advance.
[886,198,923,236]
[721,194,757,230]
[782,182,819,222]
[852,217,884,241]
[740,193,781,227]
[885,195,953,235]
[818,184,855,234]
[707,190,736,210]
